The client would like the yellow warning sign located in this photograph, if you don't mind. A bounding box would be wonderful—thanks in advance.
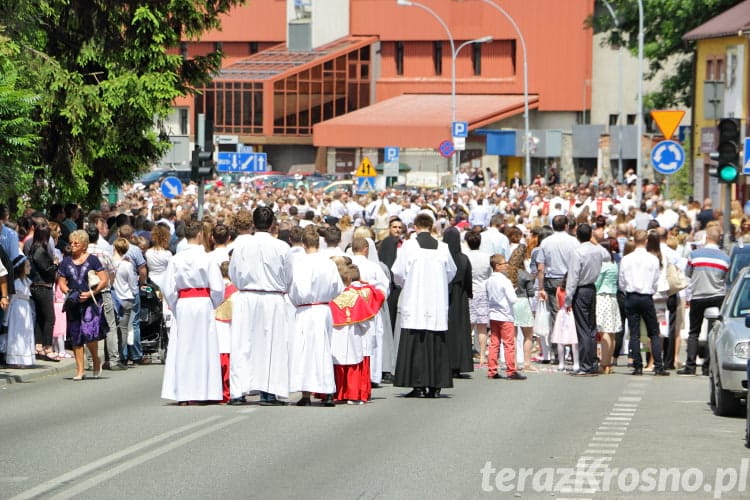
[650,110,685,140]
[356,157,376,177]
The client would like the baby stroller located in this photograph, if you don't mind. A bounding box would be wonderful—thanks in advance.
[139,280,169,364]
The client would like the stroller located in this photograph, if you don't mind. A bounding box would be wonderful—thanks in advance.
[139,280,169,364]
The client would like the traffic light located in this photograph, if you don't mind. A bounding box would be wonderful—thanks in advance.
[716,118,740,183]
[190,149,214,182]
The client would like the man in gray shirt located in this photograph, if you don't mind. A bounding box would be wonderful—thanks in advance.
[565,223,609,375]
[537,215,579,323]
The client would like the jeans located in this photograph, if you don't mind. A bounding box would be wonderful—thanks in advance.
[101,290,120,364]
[121,291,143,361]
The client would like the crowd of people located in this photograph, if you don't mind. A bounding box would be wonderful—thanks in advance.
[0,168,736,404]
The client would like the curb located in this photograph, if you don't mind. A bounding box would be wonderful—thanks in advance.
[0,359,78,386]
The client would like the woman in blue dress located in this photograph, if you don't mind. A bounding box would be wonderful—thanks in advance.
[56,230,109,380]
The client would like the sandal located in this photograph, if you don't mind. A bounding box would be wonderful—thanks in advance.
[43,349,60,362]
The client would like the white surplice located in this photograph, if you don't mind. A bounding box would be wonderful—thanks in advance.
[392,237,456,331]
[288,252,344,394]
[350,253,389,383]
[331,319,371,365]
[161,244,224,402]
[229,232,294,399]
[5,278,35,366]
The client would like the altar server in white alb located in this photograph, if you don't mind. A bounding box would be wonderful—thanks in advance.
[288,226,344,407]
[349,237,390,385]
[393,213,457,398]
[229,207,294,406]
[161,221,224,404]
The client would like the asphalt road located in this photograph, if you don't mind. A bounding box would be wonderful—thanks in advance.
[0,364,747,500]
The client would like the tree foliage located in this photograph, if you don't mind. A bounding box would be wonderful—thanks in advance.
[0,0,245,206]
[590,0,744,108]
[0,33,42,207]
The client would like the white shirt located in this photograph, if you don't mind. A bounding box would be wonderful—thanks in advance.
[618,247,660,295]
[113,258,138,301]
[485,272,517,322]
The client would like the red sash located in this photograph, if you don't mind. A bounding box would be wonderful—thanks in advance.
[329,282,385,326]
[178,288,210,298]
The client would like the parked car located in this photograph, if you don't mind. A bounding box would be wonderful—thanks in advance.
[705,267,750,416]
[322,180,353,194]
[134,169,192,189]
[727,243,750,289]
[746,360,750,447]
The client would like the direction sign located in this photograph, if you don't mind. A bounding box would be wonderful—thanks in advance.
[356,157,376,177]
[439,140,455,158]
[216,152,268,173]
[650,110,685,139]
[356,176,376,194]
[650,140,685,175]
[160,176,183,199]
[744,138,750,175]
[452,121,468,138]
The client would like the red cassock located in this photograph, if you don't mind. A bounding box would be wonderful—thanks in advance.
[329,282,385,402]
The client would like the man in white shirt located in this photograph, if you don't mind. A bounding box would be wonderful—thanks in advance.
[479,214,510,258]
[618,230,669,376]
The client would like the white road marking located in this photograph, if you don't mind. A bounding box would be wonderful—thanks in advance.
[48,416,247,500]
[9,416,223,500]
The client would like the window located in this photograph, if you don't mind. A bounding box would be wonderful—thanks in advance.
[180,42,188,59]
[705,56,726,81]
[433,41,443,75]
[609,114,619,126]
[249,42,259,54]
[472,42,482,76]
[179,108,188,135]
[626,114,636,125]
[396,41,404,76]
[214,42,223,53]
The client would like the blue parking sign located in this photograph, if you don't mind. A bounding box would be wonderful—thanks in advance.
[452,121,468,138]
[384,147,399,163]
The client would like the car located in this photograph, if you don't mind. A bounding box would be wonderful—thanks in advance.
[134,169,191,189]
[727,244,750,289]
[705,267,750,416]
[746,360,750,447]
[322,180,353,194]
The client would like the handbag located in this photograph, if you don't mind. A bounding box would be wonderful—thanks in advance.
[666,263,688,296]
[534,300,550,337]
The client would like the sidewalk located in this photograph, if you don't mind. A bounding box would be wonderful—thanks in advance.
[0,356,78,386]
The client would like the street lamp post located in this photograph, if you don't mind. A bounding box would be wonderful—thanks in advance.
[397,0,491,189]
[602,0,624,184]
[636,0,644,205]
[477,0,530,185]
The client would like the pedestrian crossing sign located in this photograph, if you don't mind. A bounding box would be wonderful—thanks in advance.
[356,176,376,194]
[356,157,376,177]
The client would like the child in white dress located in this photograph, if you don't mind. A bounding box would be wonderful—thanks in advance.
[5,256,35,367]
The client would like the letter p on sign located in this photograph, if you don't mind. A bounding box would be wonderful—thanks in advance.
[452,121,468,138]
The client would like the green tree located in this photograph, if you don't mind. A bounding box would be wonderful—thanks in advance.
[0,0,244,206]
[0,33,42,207]
[590,0,744,108]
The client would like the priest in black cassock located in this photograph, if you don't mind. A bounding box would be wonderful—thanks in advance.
[392,214,457,398]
